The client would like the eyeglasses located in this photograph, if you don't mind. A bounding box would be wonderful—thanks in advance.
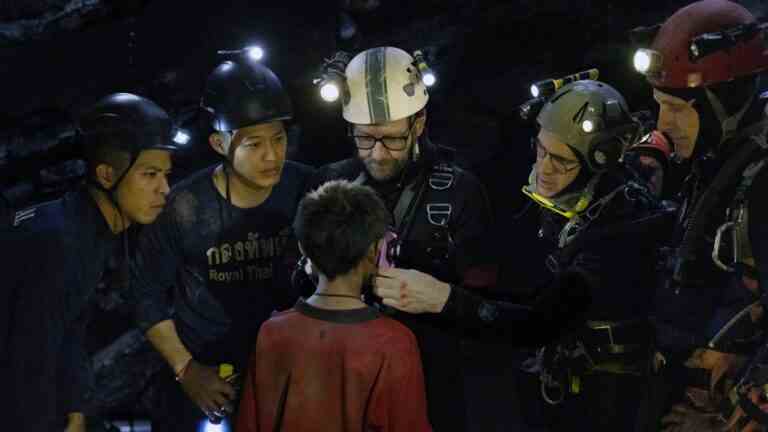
[533,138,580,174]
[350,124,414,151]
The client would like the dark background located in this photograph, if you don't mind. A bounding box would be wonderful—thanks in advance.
[1,0,766,429]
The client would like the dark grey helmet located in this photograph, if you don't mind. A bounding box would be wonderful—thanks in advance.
[200,61,293,132]
[79,92,179,155]
[537,80,640,171]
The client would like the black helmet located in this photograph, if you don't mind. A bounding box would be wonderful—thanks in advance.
[79,92,179,156]
[200,61,293,132]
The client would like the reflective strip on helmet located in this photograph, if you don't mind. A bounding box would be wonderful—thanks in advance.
[365,47,391,123]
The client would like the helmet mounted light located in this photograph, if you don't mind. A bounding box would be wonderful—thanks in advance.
[314,51,352,103]
[172,129,191,145]
[412,50,437,87]
[529,68,599,99]
[688,20,767,62]
[217,45,266,63]
[631,2,768,89]
[520,69,600,121]
[633,48,664,76]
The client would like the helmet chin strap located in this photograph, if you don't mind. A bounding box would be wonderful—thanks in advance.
[219,130,271,198]
[705,86,756,148]
[88,157,136,232]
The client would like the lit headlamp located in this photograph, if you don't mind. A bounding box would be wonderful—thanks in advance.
[530,68,599,99]
[520,68,600,122]
[313,51,352,103]
[172,128,191,145]
[412,50,437,87]
[217,45,265,62]
[632,48,663,76]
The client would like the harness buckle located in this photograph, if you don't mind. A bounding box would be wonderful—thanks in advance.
[429,172,454,190]
[426,203,452,227]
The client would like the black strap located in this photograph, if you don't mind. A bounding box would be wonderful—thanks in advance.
[392,162,463,242]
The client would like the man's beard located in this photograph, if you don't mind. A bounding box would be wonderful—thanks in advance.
[362,157,408,182]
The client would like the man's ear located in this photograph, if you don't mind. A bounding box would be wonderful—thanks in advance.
[94,163,116,190]
[209,131,232,157]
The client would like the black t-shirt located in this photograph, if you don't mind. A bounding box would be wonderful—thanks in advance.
[132,161,314,364]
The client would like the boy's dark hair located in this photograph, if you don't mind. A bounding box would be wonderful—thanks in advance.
[294,180,389,280]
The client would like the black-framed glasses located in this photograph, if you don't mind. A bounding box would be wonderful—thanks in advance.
[350,123,414,151]
[532,137,580,174]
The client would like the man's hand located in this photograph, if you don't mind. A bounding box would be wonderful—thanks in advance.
[180,360,236,419]
[374,268,451,314]
[64,412,86,432]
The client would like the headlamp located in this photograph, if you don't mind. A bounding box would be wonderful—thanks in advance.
[413,50,437,87]
[530,68,599,99]
[633,48,663,75]
[521,69,599,122]
[172,129,191,145]
[314,51,352,104]
[319,82,340,102]
[688,21,765,62]
[217,45,265,63]
[246,45,264,62]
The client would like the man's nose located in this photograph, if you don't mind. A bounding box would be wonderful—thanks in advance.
[538,155,556,175]
[371,140,390,160]
[159,175,170,195]
[264,142,279,161]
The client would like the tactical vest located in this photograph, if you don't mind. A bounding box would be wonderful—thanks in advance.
[355,161,467,283]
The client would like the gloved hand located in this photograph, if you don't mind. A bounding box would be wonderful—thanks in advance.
[180,360,236,419]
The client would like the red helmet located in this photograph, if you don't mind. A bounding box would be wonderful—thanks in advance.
[633,0,768,89]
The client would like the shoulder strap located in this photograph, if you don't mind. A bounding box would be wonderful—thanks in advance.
[423,162,462,228]
[392,162,464,243]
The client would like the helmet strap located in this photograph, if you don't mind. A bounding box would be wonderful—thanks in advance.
[219,130,275,197]
[86,151,137,233]
[86,177,128,233]
[705,87,755,147]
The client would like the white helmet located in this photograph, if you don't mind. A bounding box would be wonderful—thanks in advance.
[342,46,429,125]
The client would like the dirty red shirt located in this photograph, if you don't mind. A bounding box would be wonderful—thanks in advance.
[237,299,432,432]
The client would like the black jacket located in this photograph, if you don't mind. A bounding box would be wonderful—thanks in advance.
[1,186,118,431]
[441,166,671,345]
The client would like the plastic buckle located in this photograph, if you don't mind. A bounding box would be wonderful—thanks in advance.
[426,203,452,226]
[429,172,454,190]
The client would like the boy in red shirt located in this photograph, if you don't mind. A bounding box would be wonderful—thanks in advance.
[237,180,431,432]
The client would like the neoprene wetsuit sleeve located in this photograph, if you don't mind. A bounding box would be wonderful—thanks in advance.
[452,168,499,290]
[130,200,183,333]
[441,270,591,346]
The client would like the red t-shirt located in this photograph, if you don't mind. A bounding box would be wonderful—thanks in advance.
[237,299,432,432]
